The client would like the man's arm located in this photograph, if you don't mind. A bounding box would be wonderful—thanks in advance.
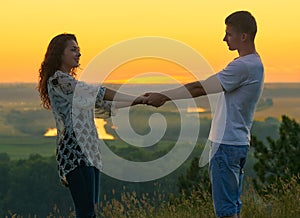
[144,74,224,107]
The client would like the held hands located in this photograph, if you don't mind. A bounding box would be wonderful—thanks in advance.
[132,92,169,107]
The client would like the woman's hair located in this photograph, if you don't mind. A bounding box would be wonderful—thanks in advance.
[37,33,78,109]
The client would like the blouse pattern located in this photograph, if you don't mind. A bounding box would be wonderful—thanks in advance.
[47,70,112,182]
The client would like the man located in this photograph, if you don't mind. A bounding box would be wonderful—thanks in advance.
[142,11,264,218]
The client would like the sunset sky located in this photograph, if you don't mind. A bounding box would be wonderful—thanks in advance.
[0,0,299,83]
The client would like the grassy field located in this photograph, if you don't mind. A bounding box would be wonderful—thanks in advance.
[0,136,56,159]
[255,97,300,121]
[98,176,300,218]
[42,175,300,218]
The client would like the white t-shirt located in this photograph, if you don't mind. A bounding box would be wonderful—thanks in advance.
[208,53,264,145]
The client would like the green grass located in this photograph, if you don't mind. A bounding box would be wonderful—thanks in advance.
[0,136,56,159]
[97,175,300,218]
[0,136,181,162]
[8,175,300,218]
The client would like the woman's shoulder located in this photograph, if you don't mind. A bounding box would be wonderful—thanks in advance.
[51,70,73,80]
[48,71,77,95]
[49,71,75,85]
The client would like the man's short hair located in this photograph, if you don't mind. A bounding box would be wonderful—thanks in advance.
[225,11,257,40]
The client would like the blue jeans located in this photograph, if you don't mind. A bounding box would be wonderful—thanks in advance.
[209,143,249,217]
[66,166,100,218]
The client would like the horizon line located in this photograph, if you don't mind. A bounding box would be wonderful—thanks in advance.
[1,81,300,85]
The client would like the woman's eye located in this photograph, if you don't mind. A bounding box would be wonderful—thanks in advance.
[71,47,80,52]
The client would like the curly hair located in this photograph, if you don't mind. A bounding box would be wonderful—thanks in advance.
[37,33,78,109]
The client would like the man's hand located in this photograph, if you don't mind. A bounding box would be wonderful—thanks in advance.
[142,92,169,107]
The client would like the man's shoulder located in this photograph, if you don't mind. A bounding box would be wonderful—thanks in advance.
[238,53,262,64]
[228,54,262,71]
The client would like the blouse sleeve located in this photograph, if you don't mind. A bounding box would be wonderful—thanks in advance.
[94,88,116,119]
[48,71,114,118]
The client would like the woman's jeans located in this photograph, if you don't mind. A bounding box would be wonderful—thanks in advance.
[66,166,100,218]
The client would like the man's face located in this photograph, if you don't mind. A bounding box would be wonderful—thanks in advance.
[223,25,242,51]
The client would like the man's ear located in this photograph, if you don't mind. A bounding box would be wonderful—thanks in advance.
[241,33,248,42]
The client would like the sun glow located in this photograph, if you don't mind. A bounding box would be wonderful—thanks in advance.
[103,57,197,84]
[43,119,114,140]
[1,0,300,83]
[94,119,115,140]
[44,128,57,137]
[187,107,206,113]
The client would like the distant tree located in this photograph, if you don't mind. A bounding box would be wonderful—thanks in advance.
[251,117,280,143]
[252,115,300,191]
[0,153,10,215]
[177,157,211,198]
[5,109,54,136]
[1,154,72,217]
[256,97,273,111]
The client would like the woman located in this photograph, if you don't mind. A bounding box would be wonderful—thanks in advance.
[38,33,142,217]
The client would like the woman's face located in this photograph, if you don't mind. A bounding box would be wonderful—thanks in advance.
[60,40,81,72]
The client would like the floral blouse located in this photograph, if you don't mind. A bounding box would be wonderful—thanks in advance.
[47,70,113,184]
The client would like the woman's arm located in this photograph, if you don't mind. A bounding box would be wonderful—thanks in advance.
[104,88,139,102]
[104,88,146,108]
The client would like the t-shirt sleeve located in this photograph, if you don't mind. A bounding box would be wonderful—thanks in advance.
[216,59,249,92]
[48,71,114,117]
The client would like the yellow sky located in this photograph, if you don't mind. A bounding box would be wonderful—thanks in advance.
[0,0,299,83]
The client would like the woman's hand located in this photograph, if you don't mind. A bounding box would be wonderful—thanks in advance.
[131,95,147,106]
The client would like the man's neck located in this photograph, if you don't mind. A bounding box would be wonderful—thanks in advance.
[238,44,256,57]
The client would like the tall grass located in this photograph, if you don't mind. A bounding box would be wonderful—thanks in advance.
[99,175,300,218]
[99,187,215,218]
[242,175,300,218]
[5,175,300,218]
